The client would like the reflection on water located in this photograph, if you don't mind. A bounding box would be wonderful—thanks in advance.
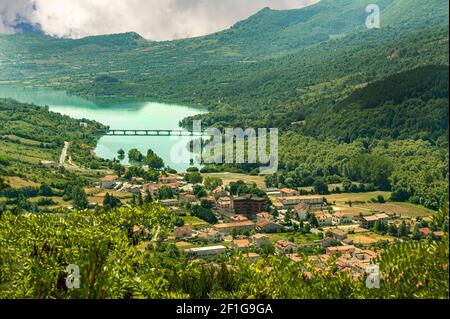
[0,85,207,172]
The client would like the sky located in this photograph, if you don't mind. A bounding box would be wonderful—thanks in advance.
[0,0,319,40]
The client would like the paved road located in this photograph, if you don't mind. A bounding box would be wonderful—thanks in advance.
[59,141,69,166]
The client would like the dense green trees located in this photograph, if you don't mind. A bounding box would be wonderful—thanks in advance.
[203,176,223,190]
[103,193,122,210]
[128,149,144,163]
[0,202,447,299]
[144,149,165,170]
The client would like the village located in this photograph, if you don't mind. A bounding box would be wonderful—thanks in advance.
[89,170,443,280]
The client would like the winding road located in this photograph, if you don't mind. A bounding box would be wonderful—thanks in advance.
[59,141,69,166]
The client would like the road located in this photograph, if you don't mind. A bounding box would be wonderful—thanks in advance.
[59,141,69,166]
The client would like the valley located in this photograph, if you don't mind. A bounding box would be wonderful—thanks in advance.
[0,0,448,300]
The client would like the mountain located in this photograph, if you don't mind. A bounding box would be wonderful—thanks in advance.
[1,0,448,89]
[303,65,449,143]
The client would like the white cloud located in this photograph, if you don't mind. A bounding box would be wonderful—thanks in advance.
[0,0,319,40]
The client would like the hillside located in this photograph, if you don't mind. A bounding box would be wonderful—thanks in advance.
[0,99,106,184]
[0,0,448,90]
[303,66,449,143]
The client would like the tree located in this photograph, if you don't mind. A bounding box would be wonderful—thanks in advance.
[158,186,174,200]
[144,149,165,170]
[193,185,207,198]
[204,176,223,191]
[39,184,53,197]
[112,162,125,177]
[72,186,88,210]
[117,149,125,161]
[388,224,398,236]
[144,191,153,204]
[0,177,9,191]
[191,205,218,224]
[398,221,409,238]
[412,224,423,240]
[391,187,410,202]
[313,179,329,195]
[185,172,203,184]
[128,149,144,163]
[103,193,122,210]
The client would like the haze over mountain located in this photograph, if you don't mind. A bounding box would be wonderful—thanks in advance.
[1,0,318,40]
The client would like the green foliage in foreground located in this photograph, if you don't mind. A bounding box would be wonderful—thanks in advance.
[0,204,448,299]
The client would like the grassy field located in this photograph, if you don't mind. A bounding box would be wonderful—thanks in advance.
[2,134,44,146]
[29,196,72,208]
[348,232,396,246]
[267,232,321,244]
[323,191,434,217]
[85,187,133,205]
[300,183,343,192]
[324,191,392,204]
[4,176,40,188]
[182,215,210,228]
[202,172,266,189]
[0,140,58,164]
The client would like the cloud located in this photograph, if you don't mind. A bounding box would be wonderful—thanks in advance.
[0,0,319,40]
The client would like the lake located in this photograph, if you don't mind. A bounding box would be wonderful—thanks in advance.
[0,85,207,172]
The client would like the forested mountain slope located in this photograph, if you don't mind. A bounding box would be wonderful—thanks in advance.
[0,0,447,90]
[303,66,449,143]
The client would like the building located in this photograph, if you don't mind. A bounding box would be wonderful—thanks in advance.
[100,175,117,189]
[353,249,378,262]
[213,221,256,235]
[231,195,267,217]
[360,213,389,229]
[179,192,197,204]
[243,252,260,263]
[279,196,325,209]
[131,177,145,183]
[280,188,300,197]
[256,220,284,233]
[326,245,357,255]
[159,175,178,184]
[265,188,281,197]
[173,226,193,239]
[212,187,227,199]
[159,199,179,207]
[320,237,337,248]
[227,214,249,222]
[256,212,273,222]
[143,183,178,197]
[185,245,227,258]
[251,234,272,247]
[327,228,347,240]
[216,196,232,211]
[314,212,333,227]
[286,253,302,263]
[232,239,251,250]
[275,240,297,254]
[40,160,57,168]
[293,203,310,221]
[332,212,353,225]
[419,227,433,236]
[197,230,223,242]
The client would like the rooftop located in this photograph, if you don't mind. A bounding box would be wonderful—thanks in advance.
[186,245,227,252]
[276,240,296,248]
[214,221,255,229]
[101,175,117,182]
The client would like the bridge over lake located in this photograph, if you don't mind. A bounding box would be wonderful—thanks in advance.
[105,129,205,136]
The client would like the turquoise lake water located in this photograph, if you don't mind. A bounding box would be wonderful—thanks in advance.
[0,85,207,172]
